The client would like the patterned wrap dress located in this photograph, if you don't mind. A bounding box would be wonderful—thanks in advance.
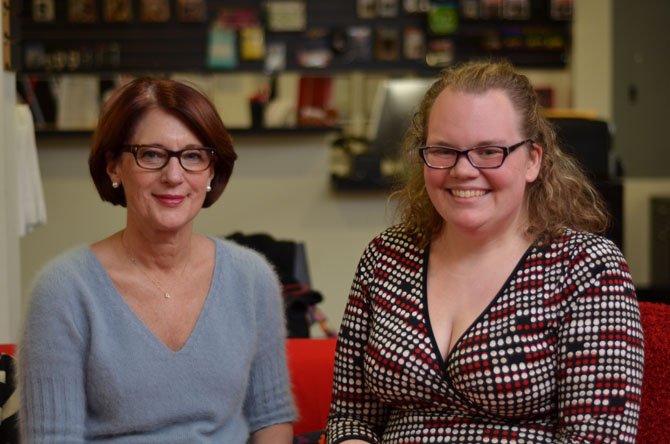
[327,225,644,443]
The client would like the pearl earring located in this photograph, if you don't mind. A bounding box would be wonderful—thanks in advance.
[206,184,212,192]
[112,181,119,189]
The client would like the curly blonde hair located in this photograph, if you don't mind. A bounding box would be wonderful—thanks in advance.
[392,60,609,248]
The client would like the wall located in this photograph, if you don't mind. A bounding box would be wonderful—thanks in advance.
[572,0,670,287]
[0,16,21,343]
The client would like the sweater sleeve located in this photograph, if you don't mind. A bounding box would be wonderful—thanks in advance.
[19,253,89,444]
[554,237,644,443]
[243,253,297,433]
[327,237,390,444]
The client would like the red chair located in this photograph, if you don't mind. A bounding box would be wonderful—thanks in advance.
[0,343,18,442]
[0,344,15,356]
[286,338,337,436]
[637,301,670,443]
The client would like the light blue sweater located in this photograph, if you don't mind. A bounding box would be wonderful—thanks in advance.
[19,237,296,443]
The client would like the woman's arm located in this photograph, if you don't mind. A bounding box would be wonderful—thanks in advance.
[327,239,390,444]
[555,239,644,443]
[19,257,88,443]
[243,255,297,434]
[249,422,293,444]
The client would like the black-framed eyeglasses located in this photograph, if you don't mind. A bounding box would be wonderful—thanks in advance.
[122,144,216,172]
[418,139,533,169]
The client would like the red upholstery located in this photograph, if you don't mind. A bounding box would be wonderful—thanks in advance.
[637,301,670,443]
[286,338,337,436]
[0,344,15,356]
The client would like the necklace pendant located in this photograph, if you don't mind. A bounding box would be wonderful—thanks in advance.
[164,292,171,299]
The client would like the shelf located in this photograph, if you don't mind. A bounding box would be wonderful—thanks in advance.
[35,126,341,140]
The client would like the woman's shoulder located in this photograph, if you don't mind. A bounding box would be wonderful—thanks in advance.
[31,245,96,289]
[359,224,423,265]
[27,245,99,319]
[372,224,421,248]
[545,228,625,262]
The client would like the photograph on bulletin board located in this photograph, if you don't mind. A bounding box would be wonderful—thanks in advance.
[105,0,133,23]
[68,0,97,23]
[140,0,171,22]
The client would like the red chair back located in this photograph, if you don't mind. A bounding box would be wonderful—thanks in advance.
[0,344,15,356]
[637,301,670,443]
[286,338,337,435]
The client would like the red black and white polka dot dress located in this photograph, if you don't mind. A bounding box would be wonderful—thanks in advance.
[327,225,643,443]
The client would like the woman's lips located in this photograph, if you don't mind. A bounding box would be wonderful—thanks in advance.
[155,194,185,206]
[450,189,487,198]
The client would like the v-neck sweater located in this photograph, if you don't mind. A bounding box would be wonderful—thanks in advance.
[327,225,643,443]
[19,237,296,443]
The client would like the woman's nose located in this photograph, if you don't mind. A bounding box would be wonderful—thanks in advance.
[161,157,185,182]
[449,152,479,177]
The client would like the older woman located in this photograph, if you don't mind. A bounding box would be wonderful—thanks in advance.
[19,78,295,443]
[327,60,643,443]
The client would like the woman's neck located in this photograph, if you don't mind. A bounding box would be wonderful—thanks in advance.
[120,226,193,272]
[433,224,533,272]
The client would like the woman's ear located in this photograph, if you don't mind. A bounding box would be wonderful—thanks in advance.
[525,141,543,183]
[106,152,121,185]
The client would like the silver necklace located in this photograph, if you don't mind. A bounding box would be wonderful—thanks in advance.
[122,233,189,300]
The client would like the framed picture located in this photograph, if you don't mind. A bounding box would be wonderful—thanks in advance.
[403,0,430,13]
[375,27,400,61]
[177,0,207,23]
[403,26,425,60]
[68,0,97,23]
[502,0,530,20]
[357,0,376,18]
[104,0,133,23]
[480,0,502,19]
[550,0,573,20]
[140,0,170,22]
[265,1,306,32]
[32,0,55,23]
[534,87,555,109]
[460,0,480,19]
[346,26,372,62]
[377,0,399,18]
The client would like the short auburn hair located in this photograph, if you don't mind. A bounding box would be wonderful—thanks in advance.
[88,77,237,208]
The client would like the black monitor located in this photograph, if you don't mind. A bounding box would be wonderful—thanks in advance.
[367,78,435,159]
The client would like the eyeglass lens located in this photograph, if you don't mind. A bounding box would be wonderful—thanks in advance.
[133,145,212,171]
[424,146,506,168]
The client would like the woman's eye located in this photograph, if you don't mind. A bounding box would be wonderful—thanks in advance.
[183,151,205,161]
[140,149,165,159]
